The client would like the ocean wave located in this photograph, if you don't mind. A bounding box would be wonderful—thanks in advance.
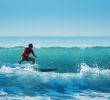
[0,46,110,71]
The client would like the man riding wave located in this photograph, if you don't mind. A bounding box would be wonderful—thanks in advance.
[19,44,37,64]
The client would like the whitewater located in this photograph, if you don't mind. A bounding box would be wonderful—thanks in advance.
[0,36,110,100]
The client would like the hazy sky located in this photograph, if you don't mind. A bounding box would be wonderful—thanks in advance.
[0,0,110,36]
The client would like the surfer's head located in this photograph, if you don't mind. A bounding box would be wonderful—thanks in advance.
[28,43,33,48]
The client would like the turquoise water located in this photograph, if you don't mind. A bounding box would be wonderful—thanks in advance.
[0,36,110,47]
[0,36,110,100]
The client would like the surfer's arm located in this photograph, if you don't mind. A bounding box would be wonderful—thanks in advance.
[32,51,37,57]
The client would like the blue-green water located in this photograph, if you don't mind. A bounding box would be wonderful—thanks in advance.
[0,36,110,100]
[0,36,110,47]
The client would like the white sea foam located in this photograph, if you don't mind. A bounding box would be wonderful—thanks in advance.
[0,63,110,100]
[0,63,110,90]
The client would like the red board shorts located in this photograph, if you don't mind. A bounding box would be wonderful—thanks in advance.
[22,53,29,61]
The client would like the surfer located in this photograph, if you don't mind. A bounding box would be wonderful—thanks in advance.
[19,43,37,64]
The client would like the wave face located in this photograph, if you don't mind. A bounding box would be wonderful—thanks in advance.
[0,47,110,73]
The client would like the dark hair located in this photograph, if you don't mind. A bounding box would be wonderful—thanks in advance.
[28,43,33,47]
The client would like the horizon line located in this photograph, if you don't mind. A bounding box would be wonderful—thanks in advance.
[0,35,110,37]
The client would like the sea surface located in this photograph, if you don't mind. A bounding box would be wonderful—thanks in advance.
[0,36,110,100]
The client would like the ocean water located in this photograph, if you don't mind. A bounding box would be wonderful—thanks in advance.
[0,36,110,100]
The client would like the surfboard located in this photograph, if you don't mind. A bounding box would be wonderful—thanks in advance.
[19,63,56,72]
[36,68,56,72]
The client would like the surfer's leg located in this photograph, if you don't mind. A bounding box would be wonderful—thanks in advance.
[19,58,23,64]
[19,57,25,64]
[28,57,35,64]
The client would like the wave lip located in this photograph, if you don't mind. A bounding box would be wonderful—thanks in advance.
[80,63,110,91]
